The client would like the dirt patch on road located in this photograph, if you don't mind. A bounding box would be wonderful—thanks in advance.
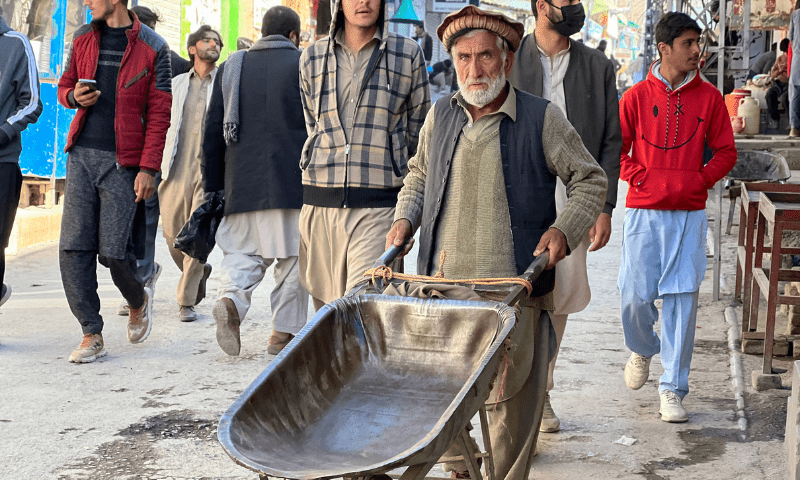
[55,410,218,480]
[637,427,741,478]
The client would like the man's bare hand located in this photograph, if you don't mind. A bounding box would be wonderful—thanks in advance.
[385,219,415,258]
[73,82,101,107]
[134,172,156,202]
[533,227,567,269]
[588,213,612,252]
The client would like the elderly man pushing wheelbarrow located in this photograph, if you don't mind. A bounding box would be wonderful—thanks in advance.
[386,6,607,479]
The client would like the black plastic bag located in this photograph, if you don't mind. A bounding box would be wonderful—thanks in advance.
[174,190,224,263]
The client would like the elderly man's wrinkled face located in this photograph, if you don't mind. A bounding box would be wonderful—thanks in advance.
[453,30,513,108]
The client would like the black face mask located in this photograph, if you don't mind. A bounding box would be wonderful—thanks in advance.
[547,2,586,38]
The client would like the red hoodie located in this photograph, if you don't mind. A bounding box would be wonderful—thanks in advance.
[619,62,737,211]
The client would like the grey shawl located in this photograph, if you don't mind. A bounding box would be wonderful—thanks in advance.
[222,35,298,144]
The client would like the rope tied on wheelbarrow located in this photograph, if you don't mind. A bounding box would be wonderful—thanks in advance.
[363,251,534,295]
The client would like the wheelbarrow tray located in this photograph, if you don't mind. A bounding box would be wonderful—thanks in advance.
[218,294,517,480]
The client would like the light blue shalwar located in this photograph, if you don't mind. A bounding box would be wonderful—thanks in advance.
[618,208,707,399]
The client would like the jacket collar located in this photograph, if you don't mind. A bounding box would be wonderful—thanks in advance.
[251,34,298,51]
[90,9,142,41]
[188,66,219,82]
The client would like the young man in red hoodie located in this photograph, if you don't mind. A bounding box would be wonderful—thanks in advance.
[618,12,736,423]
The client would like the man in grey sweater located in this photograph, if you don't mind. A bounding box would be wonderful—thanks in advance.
[0,10,43,308]
[386,6,606,479]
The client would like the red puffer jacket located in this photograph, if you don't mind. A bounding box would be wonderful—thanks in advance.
[57,12,172,172]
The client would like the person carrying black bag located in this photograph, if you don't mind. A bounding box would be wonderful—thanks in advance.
[202,6,309,357]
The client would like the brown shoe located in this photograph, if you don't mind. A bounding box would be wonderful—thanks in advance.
[196,264,212,305]
[69,333,107,363]
[791,128,800,137]
[213,297,241,356]
[267,331,295,355]
[127,288,153,344]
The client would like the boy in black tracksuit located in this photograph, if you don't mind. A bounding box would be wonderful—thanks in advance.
[0,13,43,307]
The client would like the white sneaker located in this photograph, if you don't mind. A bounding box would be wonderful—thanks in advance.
[624,352,652,390]
[540,392,561,433]
[127,288,153,344]
[660,390,688,423]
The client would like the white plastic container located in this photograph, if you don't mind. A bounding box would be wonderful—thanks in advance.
[743,83,769,110]
[739,97,761,135]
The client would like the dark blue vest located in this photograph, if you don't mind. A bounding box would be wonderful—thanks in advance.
[417,89,557,296]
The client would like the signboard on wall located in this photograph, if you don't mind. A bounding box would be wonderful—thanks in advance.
[432,0,470,13]
[587,19,603,40]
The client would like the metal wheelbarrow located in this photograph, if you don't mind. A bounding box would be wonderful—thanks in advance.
[218,246,554,480]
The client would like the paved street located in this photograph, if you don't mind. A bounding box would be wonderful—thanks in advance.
[0,182,789,479]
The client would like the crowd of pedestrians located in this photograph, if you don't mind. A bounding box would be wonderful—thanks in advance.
[0,0,738,478]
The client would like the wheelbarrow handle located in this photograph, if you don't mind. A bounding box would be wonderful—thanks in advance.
[502,252,550,307]
[372,238,409,269]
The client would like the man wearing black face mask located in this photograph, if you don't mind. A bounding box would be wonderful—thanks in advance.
[509,0,622,436]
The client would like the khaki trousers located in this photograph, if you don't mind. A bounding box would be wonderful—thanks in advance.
[298,205,395,304]
[159,172,206,307]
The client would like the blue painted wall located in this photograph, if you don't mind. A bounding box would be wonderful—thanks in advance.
[18,0,80,179]
[19,83,73,178]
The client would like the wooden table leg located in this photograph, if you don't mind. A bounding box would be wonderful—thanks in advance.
[743,203,758,331]
[735,200,747,301]
[749,211,767,338]
[764,220,782,374]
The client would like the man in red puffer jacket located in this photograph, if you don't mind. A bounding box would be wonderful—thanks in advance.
[56,0,172,364]
[618,12,736,423]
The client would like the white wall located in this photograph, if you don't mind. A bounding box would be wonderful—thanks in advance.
[137,0,182,53]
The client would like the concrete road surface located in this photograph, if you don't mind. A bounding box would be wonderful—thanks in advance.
[0,182,788,479]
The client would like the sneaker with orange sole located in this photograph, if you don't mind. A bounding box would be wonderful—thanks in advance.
[69,333,107,363]
[127,288,153,344]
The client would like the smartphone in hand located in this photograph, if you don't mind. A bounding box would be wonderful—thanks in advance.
[78,79,98,92]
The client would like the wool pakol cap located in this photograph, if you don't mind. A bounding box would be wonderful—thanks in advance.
[437,5,525,52]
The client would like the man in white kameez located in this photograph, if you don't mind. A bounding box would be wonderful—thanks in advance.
[202,6,309,356]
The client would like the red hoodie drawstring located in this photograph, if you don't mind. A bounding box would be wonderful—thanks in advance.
[664,87,683,150]
[674,91,681,149]
[664,87,671,150]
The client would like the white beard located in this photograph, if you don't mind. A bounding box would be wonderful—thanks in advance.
[458,70,506,108]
